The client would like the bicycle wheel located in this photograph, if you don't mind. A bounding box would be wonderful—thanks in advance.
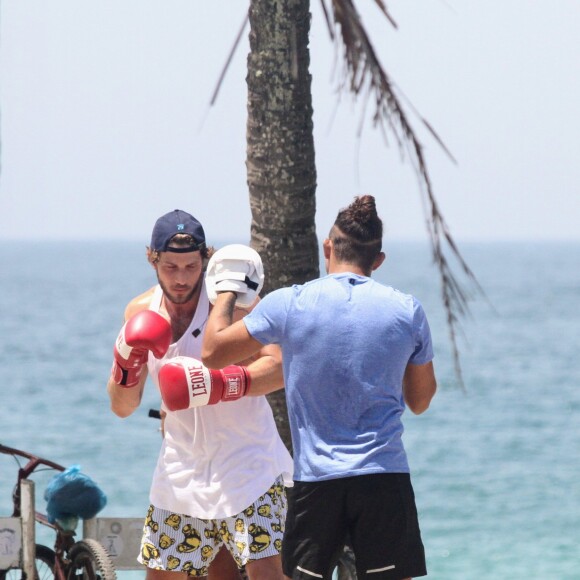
[66,539,116,580]
[0,544,56,580]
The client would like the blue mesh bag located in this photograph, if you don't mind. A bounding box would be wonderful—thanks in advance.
[44,465,107,528]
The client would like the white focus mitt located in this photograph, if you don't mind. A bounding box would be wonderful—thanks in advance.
[205,244,265,307]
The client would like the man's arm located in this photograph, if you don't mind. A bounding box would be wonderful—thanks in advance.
[202,292,264,368]
[230,304,284,395]
[107,370,147,418]
[402,361,437,415]
[107,302,149,418]
[243,344,284,396]
[154,294,282,412]
[107,292,170,418]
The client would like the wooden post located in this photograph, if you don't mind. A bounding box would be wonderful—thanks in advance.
[20,479,36,579]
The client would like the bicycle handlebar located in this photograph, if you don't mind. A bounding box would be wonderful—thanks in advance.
[1,443,67,522]
[0,443,66,478]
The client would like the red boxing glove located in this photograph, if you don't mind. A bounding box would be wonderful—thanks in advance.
[158,356,250,411]
[112,310,172,388]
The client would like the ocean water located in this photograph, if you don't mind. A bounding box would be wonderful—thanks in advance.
[1,241,579,579]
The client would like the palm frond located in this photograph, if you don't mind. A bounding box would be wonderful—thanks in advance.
[370,0,398,29]
[209,11,250,106]
[325,0,483,389]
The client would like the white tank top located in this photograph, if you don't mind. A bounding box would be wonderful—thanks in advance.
[147,281,293,519]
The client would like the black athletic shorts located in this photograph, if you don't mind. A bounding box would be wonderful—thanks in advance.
[282,473,427,580]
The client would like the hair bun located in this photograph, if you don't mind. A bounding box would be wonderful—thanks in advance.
[351,195,378,224]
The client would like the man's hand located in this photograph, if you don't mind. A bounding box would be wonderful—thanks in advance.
[159,356,250,411]
[205,244,264,307]
[111,310,172,387]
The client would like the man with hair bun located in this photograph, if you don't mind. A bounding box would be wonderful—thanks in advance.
[203,195,437,580]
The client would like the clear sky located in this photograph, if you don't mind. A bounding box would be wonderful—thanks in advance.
[0,1,578,244]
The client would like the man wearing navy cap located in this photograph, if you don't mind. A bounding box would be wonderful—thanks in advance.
[107,210,293,580]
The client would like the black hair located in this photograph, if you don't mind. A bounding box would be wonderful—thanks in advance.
[330,195,383,273]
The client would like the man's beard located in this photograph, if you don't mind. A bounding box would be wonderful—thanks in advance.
[158,276,202,305]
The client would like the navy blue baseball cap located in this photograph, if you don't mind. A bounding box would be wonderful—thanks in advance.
[150,209,206,253]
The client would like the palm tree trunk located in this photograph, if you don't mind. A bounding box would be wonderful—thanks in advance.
[246,0,319,454]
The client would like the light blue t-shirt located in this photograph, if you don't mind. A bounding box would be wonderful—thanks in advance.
[243,272,434,482]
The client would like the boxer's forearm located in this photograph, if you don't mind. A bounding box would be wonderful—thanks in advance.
[208,291,237,332]
[203,292,262,368]
[245,345,284,396]
[107,372,146,417]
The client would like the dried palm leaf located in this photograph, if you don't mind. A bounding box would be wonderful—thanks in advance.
[325,0,484,389]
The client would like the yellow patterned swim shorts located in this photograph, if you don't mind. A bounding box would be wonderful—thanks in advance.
[137,476,287,576]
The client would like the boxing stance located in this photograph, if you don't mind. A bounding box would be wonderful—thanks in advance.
[110,244,262,411]
[111,309,249,410]
[107,212,292,580]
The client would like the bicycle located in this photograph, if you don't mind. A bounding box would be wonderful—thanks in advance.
[0,442,116,580]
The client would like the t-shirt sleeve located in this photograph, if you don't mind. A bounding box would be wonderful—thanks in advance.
[409,297,434,365]
[243,288,290,345]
